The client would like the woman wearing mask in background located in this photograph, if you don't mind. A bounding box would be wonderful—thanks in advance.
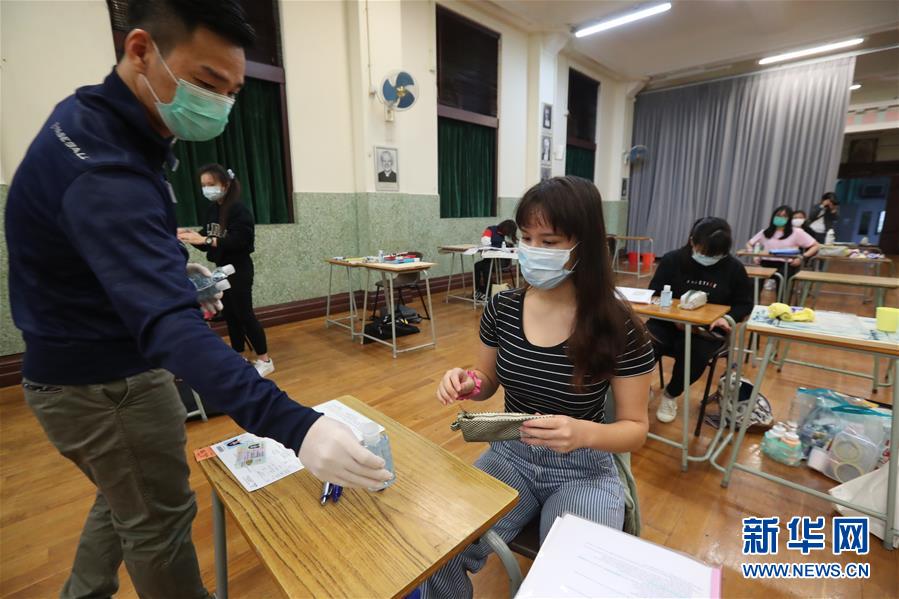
[746,205,819,294]
[178,164,274,377]
[420,177,654,598]
[474,219,518,301]
[648,218,752,423]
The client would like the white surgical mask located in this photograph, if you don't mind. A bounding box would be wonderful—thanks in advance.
[518,241,578,289]
[791,218,805,227]
[692,252,723,267]
[202,186,224,201]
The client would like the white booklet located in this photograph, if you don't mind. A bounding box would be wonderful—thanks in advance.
[211,399,385,492]
[516,513,721,599]
[616,286,655,304]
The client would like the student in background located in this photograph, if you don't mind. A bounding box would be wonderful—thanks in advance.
[807,192,840,243]
[648,218,752,423]
[746,205,819,291]
[178,164,273,377]
[474,219,518,300]
[790,209,818,244]
[423,177,653,599]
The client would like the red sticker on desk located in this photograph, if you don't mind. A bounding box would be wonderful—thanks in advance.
[194,446,216,462]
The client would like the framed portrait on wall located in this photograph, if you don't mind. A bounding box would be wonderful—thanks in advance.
[374,146,399,191]
[541,134,552,163]
[542,103,552,131]
[540,166,551,181]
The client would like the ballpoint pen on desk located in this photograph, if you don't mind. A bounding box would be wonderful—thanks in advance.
[320,482,343,505]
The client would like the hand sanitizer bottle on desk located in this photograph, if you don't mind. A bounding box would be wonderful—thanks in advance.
[361,422,396,490]
[660,284,673,308]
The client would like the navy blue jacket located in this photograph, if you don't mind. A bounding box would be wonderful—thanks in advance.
[5,69,321,452]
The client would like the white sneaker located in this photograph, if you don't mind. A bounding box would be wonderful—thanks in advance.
[656,392,678,423]
[254,359,274,378]
[764,279,776,291]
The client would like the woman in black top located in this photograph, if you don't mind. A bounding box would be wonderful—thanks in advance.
[647,217,753,424]
[177,164,273,377]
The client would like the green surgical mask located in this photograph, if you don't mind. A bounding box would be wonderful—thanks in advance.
[773,216,788,227]
[142,44,235,141]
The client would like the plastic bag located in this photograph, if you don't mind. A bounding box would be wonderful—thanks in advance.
[828,466,899,548]
[797,390,890,458]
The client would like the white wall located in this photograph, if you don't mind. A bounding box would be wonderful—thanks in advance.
[1,0,115,185]
[280,0,357,194]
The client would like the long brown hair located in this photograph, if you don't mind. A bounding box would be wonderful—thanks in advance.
[199,163,241,232]
[516,176,648,387]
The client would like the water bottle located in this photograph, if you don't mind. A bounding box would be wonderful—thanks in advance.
[361,421,396,491]
[377,250,385,263]
[753,242,763,254]
[660,284,672,308]
[189,264,235,302]
[825,229,835,245]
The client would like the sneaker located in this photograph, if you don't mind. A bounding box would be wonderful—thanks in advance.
[656,392,678,423]
[474,291,488,302]
[764,279,776,291]
[254,359,275,378]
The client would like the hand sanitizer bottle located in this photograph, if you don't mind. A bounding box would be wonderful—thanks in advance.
[361,422,396,491]
[660,284,673,308]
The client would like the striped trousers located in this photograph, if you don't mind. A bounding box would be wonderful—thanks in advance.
[420,439,624,599]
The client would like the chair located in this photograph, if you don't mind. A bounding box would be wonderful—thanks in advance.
[656,344,729,437]
[507,390,641,561]
[369,252,431,320]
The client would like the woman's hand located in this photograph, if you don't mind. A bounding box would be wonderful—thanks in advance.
[520,415,588,453]
[436,368,476,405]
[752,256,761,265]
[789,257,801,267]
[710,317,731,333]
[178,230,206,245]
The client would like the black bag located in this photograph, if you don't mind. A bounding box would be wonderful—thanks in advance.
[377,303,422,323]
[363,313,420,343]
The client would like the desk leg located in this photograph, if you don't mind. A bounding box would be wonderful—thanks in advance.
[470,255,478,310]
[360,269,371,345]
[482,530,523,598]
[681,324,692,472]
[325,264,334,328]
[485,259,495,304]
[772,272,785,305]
[346,265,356,339]
[424,270,437,347]
[636,239,642,279]
[886,358,898,549]
[873,288,886,394]
[386,272,398,358]
[212,491,228,599]
[722,339,777,488]
[445,254,456,304]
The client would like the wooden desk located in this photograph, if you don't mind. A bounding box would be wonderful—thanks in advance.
[438,245,482,309]
[716,308,898,550]
[200,396,520,598]
[743,266,779,304]
[811,253,894,277]
[631,300,738,471]
[608,235,654,279]
[779,271,899,393]
[324,259,438,358]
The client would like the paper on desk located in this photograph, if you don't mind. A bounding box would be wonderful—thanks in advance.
[213,400,385,492]
[212,434,301,492]
[516,514,721,599]
[616,286,655,304]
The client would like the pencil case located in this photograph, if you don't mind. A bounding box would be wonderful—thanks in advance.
[450,410,552,442]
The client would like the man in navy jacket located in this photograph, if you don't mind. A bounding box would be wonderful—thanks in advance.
[5,1,390,597]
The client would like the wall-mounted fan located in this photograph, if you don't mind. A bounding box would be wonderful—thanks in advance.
[623,145,648,166]
[377,70,418,121]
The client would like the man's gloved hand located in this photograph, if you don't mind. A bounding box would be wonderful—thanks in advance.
[298,417,393,488]
[186,262,224,315]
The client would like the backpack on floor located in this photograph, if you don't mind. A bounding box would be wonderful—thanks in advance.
[704,375,774,433]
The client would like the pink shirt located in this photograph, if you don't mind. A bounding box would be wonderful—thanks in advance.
[748,228,817,262]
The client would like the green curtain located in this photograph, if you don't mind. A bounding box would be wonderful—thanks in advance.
[167,77,290,226]
[565,145,595,181]
[438,116,496,218]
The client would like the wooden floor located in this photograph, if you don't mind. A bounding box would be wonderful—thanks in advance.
[1,262,897,598]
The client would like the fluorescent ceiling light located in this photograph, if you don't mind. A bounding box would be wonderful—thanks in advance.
[849,83,861,91]
[758,38,864,65]
[574,3,671,38]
